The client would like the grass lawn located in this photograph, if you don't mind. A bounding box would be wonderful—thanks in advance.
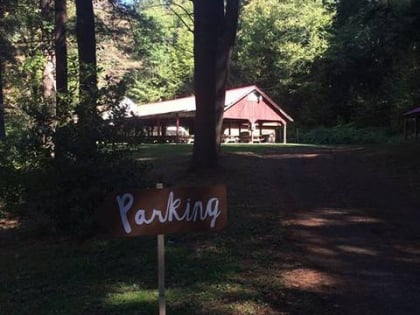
[133,143,323,160]
[1,143,299,315]
[1,143,419,314]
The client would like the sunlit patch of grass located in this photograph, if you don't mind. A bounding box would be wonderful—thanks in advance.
[131,143,193,161]
[230,300,269,315]
[104,287,157,307]
[131,142,326,162]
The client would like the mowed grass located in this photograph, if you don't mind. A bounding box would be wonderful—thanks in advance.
[1,142,419,314]
[133,142,321,160]
[0,231,247,314]
[1,143,297,315]
[1,215,280,314]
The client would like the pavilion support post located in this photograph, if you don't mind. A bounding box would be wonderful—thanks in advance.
[176,113,180,143]
[250,120,254,143]
[283,124,287,144]
[157,119,161,137]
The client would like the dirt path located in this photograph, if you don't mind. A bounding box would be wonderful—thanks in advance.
[217,146,420,314]
[148,145,420,314]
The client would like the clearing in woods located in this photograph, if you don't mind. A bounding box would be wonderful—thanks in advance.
[1,144,419,314]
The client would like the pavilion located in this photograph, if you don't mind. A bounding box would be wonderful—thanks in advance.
[116,85,294,143]
[403,107,420,141]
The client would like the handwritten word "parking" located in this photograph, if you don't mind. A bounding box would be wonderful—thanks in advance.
[117,191,222,234]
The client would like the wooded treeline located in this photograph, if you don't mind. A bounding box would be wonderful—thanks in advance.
[236,0,420,131]
[2,0,419,142]
[117,0,420,130]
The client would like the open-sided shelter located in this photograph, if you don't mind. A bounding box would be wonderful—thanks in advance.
[403,107,420,141]
[118,85,294,143]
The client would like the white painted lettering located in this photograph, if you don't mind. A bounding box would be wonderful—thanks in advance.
[117,193,134,234]
[206,198,221,228]
[166,192,182,222]
[188,201,202,222]
[116,191,223,232]
[134,209,148,225]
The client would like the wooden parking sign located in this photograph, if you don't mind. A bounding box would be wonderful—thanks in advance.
[97,184,227,237]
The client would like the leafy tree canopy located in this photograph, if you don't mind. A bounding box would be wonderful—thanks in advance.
[126,0,194,103]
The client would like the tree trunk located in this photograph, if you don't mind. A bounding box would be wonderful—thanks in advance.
[54,0,67,159]
[55,0,67,108]
[41,0,56,102]
[75,0,98,158]
[0,61,5,140]
[191,0,239,170]
[0,4,7,140]
[0,1,17,141]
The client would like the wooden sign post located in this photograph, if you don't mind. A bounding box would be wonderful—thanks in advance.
[97,184,227,314]
[158,233,165,315]
[155,183,165,315]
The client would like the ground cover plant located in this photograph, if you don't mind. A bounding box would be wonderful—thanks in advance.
[1,143,420,315]
[300,125,401,145]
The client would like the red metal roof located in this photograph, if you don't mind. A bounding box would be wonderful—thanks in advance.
[404,107,420,117]
[119,85,293,123]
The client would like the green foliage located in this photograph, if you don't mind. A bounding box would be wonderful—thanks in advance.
[234,0,334,100]
[232,0,420,130]
[126,0,194,102]
[22,150,149,236]
[301,124,401,145]
[1,70,148,236]
[0,108,53,218]
[0,116,150,236]
[307,0,420,128]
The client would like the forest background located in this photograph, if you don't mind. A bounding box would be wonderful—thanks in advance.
[0,0,419,234]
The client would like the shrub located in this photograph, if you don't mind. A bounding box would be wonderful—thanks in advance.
[20,150,150,236]
[301,124,402,145]
[0,120,150,237]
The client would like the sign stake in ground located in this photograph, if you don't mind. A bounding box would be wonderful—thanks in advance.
[97,183,227,314]
[158,233,165,315]
[156,183,166,315]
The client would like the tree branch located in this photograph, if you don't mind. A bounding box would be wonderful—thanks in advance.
[169,1,194,33]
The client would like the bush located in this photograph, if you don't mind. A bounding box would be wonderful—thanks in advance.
[0,127,150,237]
[301,124,402,145]
[21,150,150,236]
[0,131,49,218]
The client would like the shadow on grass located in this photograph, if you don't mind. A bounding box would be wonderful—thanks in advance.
[1,144,420,314]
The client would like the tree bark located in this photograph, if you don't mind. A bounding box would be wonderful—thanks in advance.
[191,0,240,169]
[0,4,7,140]
[75,0,98,158]
[53,0,67,160]
[55,0,67,119]
[41,0,56,102]
[0,61,5,140]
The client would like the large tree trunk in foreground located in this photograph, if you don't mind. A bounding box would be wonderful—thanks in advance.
[75,0,98,158]
[191,0,239,170]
